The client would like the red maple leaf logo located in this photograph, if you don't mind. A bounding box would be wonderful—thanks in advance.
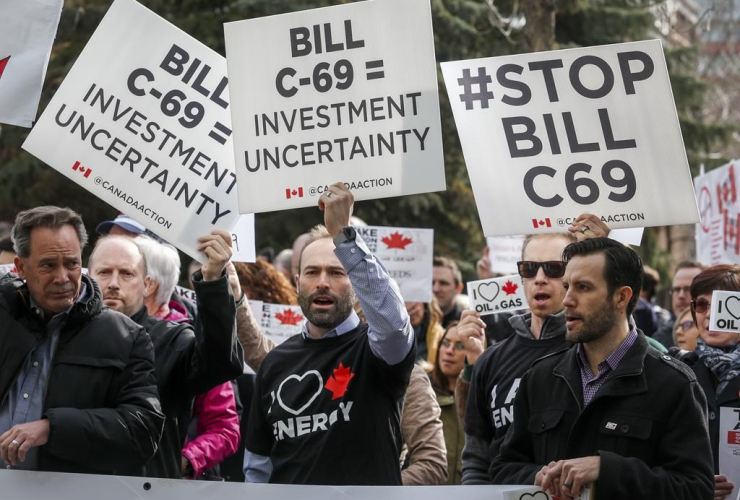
[502,280,518,295]
[324,362,355,400]
[382,232,413,250]
[0,56,9,81]
[275,308,305,325]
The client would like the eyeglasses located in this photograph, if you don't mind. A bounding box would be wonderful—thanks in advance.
[517,261,566,279]
[676,320,694,331]
[441,339,465,351]
[691,298,710,314]
[669,286,691,296]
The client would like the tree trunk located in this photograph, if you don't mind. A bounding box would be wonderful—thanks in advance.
[522,0,557,52]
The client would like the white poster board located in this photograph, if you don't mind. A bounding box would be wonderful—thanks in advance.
[230,214,256,263]
[224,0,445,213]
[355,225,433,303]
[487,236,525,275]
[694,160,740,266]
[260,303,306,344]
[441,40,699,236]
[22,0,240,262]
[720,407,740,496]
[709,291,740,333]
[467,275,527,316]
[0,0,63,127]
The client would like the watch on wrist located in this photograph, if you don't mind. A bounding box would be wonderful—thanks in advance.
[333,226,356,247]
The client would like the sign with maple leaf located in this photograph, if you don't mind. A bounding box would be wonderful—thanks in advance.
[324,362,355,400]
[0,0,63,127]
[467,274,527,317]
[275,308,305,326]
[356,225,434,302]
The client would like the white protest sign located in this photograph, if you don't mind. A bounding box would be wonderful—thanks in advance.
[709,291,740,333]
[695,160,740,266]
[230,214,256,263]
[0,0,63,127]
[22,0,239,262]
[504,487,592,500]
[720,407,740,496]
[175,285,197,303]
[441,40,699,237]
[486,236,525,275]
[467,275,527,316]
[224,0,445,213]
[355,225,433,303]
[260,303,305,344]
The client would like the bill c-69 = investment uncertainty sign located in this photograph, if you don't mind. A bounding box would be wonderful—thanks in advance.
[441,40,700,237]
[224,0,445,213]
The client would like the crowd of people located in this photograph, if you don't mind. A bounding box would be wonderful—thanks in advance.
[0,184,738,500]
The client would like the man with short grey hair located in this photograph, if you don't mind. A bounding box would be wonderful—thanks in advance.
[0,206,164,474]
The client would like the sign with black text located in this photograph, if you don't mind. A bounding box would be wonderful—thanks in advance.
[22,0,240,261]
[720,407,740,494]
[224,0,445,213]
[467,275,527,316]
[355,225,433,303]
[709,290,740,333]
[441,40,699,236]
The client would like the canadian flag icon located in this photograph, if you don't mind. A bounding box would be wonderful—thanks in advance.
[285,187,304,199]
[72,161,92,179]
[532,218,552,228]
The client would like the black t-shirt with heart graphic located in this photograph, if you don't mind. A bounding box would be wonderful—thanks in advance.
[245,322,415,485]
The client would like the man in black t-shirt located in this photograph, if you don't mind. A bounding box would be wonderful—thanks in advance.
[243,184,415,485]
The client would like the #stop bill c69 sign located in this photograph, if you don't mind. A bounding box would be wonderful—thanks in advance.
[224,0,445,213]
[441,40,700,237]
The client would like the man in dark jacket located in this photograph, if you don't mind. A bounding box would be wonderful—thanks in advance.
[490,238,714,500]
[88,231,244,478]
[0,206,164,474]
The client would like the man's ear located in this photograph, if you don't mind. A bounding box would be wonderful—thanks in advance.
[14,256,26,280]
[456,282,463,294]
[614,285,633,313]
[144,277,155,298]
[295,274,300,294]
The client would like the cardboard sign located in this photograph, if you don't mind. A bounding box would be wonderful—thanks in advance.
[694,160,740,266]
[709,290,740,333]
[719,407,740,496]
[441,40,699,237]
[467,275,527,316]
[355,225,433,302]
[22,0,240,262]
[230,214,256,263]
[0,0,63,127]
[260,303,305,344]
[224,0,445,213]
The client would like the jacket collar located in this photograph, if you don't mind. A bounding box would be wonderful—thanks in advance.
[510,311,567,340]
[553,330,650,408]
[10,274,102,325]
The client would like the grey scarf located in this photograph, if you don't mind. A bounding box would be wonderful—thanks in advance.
[695,338,740,394]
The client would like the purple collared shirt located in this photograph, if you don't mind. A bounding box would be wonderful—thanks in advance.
[577,326,638,406]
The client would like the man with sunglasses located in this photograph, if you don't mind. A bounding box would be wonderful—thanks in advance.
[490,238,713,500]
[460,230,579,484]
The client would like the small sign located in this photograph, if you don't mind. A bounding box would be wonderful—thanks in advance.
[720,407,740,497]
[467,274,527,316]
[709,290,740,333]
[260,303,305,344]
[230,214,256,263]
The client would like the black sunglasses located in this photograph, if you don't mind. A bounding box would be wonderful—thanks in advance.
[691,298,710,314]
[517,261,566,279]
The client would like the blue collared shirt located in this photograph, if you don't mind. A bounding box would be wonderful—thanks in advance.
[0,283,87,470]
[577,325,638,406]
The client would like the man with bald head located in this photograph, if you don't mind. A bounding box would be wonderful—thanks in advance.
[88,231,244,478]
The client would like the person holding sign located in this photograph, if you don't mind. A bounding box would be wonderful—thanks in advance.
[490,238,714,500]
[0,207,164,473]
[244,183,415,485]
[671,265,740,500]
[87,232,244,478]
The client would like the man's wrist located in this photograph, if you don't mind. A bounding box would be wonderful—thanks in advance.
[332,226,356,247]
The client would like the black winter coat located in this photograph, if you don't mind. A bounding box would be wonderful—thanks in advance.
[130,271,244,479]
[0,274,164,474]
[490,332,714,500]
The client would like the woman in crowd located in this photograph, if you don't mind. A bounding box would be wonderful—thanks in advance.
[406,298,445,366]
[676,265,740,500]
[673,307,700,352]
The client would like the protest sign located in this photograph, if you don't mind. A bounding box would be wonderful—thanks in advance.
[231,214,256,263]
[0,469,592,500]
[355,225,434,303]
[441,40,699,237]
[486,236,525,275]
[260,303,306,344]
[695,160,740,266]
[0,0,63,127]
[709,290,740,334]
[22,0,240,262]
[504,487,592,500]
[720,407,740,496]
[467,275,527,316]
[224,0,445,213]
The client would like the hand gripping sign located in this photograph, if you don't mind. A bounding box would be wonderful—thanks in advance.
[441,40,699,237]
[22,0,241,262]
[224,0,445,213]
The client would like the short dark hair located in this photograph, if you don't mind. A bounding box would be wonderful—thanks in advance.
[11,206,88,258]
[675,260,706,274]
[561,238,643,317]
[690,265,740,301]
[433,256,462,286]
